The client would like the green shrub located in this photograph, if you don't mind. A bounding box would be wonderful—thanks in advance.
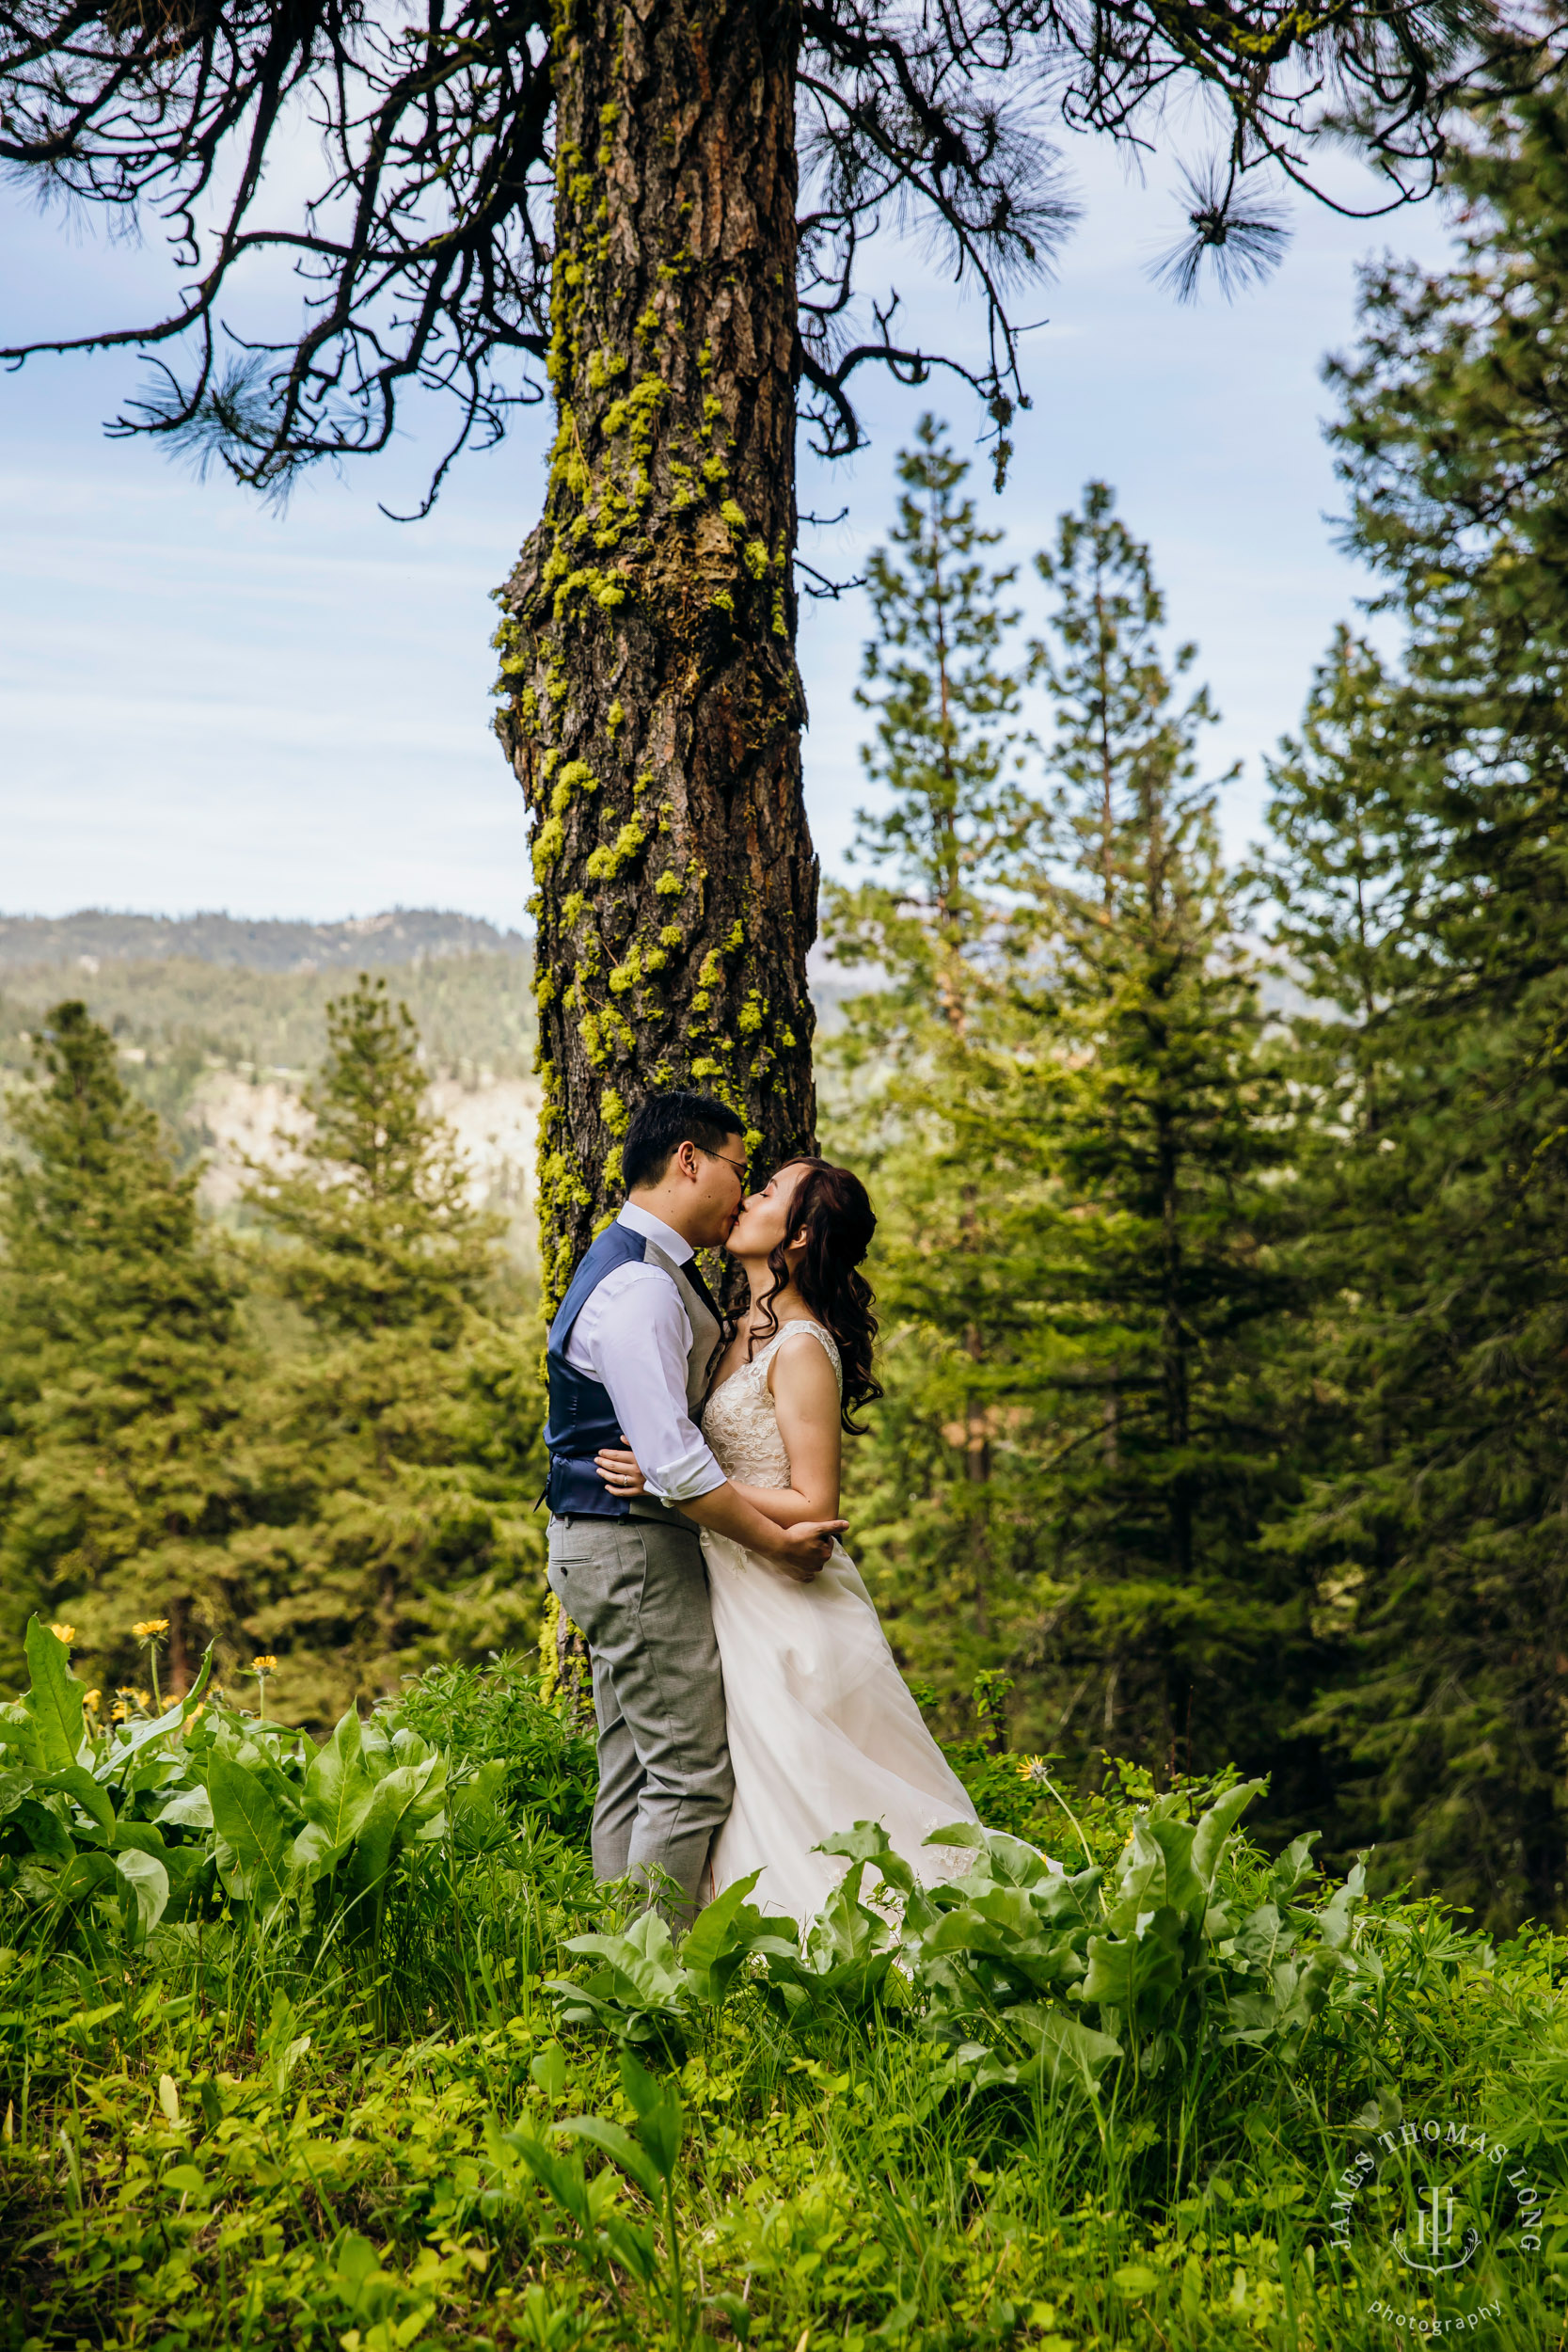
[380,1653,597,1848]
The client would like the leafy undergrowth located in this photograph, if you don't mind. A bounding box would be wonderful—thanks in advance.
[1,1636,1565,2350]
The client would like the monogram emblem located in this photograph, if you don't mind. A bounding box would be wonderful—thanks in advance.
[1393,2183,1481,2275]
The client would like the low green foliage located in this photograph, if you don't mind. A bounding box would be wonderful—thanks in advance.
[0,1621,456,1953]
[1,1646,1564,2350]
[389,1659,598,1849]
[0,1629,599,1962]
[546,1785,1374,2117]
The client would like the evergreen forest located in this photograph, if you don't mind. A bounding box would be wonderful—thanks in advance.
[6,75,1568,2352]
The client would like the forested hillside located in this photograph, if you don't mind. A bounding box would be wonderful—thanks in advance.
[0,922,542,1263]
[0,907,527,972]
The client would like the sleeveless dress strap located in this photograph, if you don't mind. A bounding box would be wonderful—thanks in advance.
[756,1318,843,1393]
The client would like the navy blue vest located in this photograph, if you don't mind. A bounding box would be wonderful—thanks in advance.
[545,1223,648,1517]
[544,1222,718,1517]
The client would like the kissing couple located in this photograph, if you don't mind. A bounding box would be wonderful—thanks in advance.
[544,1089,978,1927]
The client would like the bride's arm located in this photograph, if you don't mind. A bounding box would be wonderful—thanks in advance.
[594,1336,844,1532]
[724,1335,843,1529]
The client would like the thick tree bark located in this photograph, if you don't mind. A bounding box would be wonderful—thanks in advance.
[495,0,818,1309]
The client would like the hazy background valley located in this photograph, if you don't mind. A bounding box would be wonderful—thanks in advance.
[0,910,543,1264]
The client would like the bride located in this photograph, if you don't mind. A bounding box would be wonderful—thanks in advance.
[594,1156,979,1923]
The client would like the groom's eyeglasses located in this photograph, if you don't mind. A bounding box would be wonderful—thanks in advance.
[695,1145,749,1189]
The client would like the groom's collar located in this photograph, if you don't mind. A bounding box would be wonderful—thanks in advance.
[616,1200,694,1266]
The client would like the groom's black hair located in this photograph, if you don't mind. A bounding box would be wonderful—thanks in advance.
[622,1089,745,1193]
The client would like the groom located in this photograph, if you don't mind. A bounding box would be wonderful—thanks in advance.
[544,1089,846,1920]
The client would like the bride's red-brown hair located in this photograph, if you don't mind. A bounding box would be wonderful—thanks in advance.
[750,1158,884,1433]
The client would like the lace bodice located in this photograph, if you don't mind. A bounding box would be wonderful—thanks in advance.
[702,1320,843,1489]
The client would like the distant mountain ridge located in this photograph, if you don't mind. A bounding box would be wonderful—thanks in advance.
[0,909,528,974]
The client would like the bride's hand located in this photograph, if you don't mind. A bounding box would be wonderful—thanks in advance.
[594,1440,647,1498]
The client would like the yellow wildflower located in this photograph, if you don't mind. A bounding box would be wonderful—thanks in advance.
[251,1656,278,1676]
[49,1622,75,1646]
[133,1618,169,1641]
[83,1689,101,1713]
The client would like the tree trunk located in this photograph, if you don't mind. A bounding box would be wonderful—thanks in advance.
[495,0,817,1308]
[962,1318,991,1637]
[1156,1103,1194,1581]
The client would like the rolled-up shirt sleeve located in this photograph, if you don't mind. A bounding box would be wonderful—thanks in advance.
[576,1265,726,1503]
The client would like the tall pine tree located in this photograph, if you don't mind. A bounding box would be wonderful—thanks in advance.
[0,1003,255,1696]
[825,417,1041,1672]
[829,457,1305,1785]
[830,412,1036,1050]
[239,977,546,1724]
[1006,486,1304,1788]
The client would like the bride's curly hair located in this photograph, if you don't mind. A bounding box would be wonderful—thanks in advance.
[750,1159,884,1434]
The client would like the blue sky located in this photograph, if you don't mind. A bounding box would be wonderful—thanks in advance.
[0,135,1453,929]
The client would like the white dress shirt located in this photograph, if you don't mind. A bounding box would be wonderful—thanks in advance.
[562,1202,726,1504]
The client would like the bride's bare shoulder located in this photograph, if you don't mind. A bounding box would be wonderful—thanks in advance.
[765,1321,843,1397]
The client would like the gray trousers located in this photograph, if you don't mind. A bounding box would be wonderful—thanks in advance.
[546,1510,733,1922]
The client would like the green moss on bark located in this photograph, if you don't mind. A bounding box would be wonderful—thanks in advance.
[493,0,818,1311]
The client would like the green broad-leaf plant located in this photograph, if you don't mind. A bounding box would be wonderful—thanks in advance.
[542,1779,1373,2107]
[0,1613,481,1949]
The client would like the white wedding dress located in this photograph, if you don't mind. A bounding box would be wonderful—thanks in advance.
[701,1319,980,1924]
